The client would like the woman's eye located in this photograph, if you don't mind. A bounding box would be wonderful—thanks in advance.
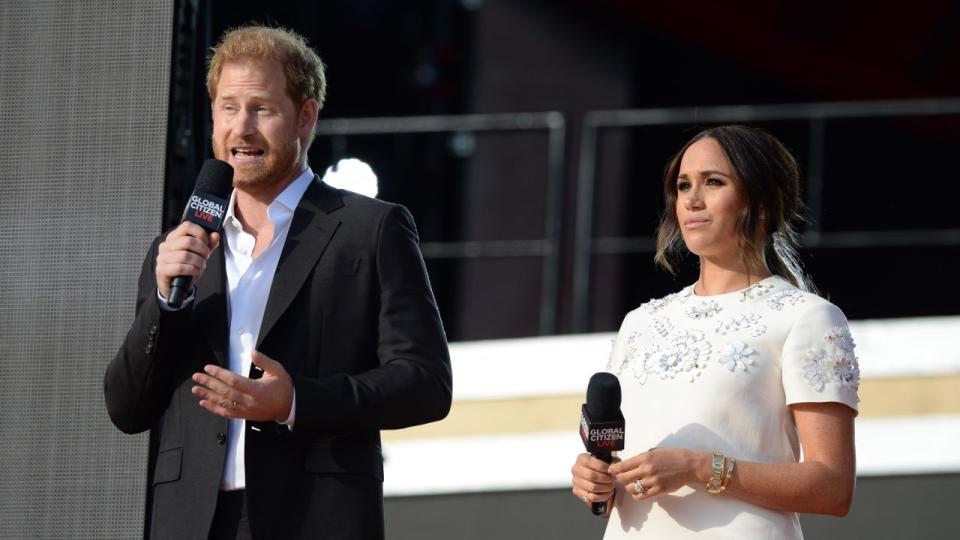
[677,181,691,191]
[706,177,724,186]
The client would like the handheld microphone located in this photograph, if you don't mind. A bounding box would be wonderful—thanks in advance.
[167,159,233,308]
[580,372,625,516]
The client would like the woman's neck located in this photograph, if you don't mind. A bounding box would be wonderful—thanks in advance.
[695,256,771,296]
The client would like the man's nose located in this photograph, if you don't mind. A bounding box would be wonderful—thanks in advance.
[236,110,257,134]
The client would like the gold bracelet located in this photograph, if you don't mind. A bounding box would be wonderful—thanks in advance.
[721,457,736,491]
[706,451,725,495]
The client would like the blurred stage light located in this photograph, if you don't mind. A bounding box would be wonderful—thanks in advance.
[322,157,379,198]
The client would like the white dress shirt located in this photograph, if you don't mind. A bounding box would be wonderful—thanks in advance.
[219,168,313,491]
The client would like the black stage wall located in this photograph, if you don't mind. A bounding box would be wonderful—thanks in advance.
[0,1,174,537]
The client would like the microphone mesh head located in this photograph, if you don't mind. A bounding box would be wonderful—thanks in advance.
[194,159,234,197]
[586,372,621,421]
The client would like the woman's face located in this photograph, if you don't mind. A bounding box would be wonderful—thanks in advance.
[675,137,744,261]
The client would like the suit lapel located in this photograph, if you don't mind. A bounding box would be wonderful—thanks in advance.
[257,177,343,348]
[196,242,229,367]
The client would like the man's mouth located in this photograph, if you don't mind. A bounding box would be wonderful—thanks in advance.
[231,147,265,163]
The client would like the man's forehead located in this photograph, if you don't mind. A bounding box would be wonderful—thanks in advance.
[216,61,287,96]
[219,59,285,82]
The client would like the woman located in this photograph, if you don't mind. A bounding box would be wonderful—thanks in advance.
[571,125,859,538]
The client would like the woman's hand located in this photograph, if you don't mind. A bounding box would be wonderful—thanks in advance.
[571,453,618,514]
[608,448,709,500]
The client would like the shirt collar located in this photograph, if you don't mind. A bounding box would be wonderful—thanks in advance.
[273,167,315,214]
[224,167,315,231]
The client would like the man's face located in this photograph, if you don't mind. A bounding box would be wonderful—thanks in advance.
[211,60,313,194]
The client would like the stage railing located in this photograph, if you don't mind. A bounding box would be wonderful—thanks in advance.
[315,112,566,335]
[572,98,960,332]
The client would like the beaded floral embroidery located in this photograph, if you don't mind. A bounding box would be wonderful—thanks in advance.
[605,336,619,373]
[608,331,643,376]
[642,291,681,314]
[714,312,766,337]
[686,300,722,320]
[642,286,695,314]
[740,281,777,302]
[650,329,712,382]
[803,326,860,393]
[718,342,757,371]
[651,317,673,338]
[613,319,715,384]
[623,324,713,383]
[766,290,806,311]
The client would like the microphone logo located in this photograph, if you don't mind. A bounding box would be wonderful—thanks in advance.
[579,404,625,454]
[184,194,227,227]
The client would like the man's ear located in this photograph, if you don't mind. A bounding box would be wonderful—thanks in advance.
[298,98,319,138]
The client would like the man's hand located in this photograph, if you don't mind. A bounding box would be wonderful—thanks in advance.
[156,221,220,299]
[191,351,294,422]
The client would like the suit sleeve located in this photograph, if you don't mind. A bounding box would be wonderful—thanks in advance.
[103,235,192,434]
[292,204,453,436]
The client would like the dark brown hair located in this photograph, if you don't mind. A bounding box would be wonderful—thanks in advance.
[654,125,813,291]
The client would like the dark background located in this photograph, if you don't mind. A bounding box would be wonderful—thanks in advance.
[168,0,960,341]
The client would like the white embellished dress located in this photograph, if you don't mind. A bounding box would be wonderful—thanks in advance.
[603,276,859,539]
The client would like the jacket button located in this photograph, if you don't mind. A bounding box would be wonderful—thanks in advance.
[216,432,226,445]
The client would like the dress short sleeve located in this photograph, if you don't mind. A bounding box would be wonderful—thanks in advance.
[606,309,639,375]
[781,301,860,414]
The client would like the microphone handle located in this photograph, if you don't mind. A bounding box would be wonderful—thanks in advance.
[591,451,614,516]
[167,275,192,308]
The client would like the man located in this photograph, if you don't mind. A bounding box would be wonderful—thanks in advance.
[104,25,452,539]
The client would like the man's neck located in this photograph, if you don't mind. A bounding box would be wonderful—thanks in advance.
[234,165,307,234]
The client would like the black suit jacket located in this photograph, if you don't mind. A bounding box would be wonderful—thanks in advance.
[104,178,452,539]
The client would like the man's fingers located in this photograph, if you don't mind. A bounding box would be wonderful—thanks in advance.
[208,231,221,251]
[193,370,250,399]
[201,364,255,393]
[197,398,240,419]
[251,351,290,381]
[159,250,208,272]
[156,224,217,298]
[173,221,211,240]
[161,235,213,260]
[250,350,279,371]
[191,377,240,404]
